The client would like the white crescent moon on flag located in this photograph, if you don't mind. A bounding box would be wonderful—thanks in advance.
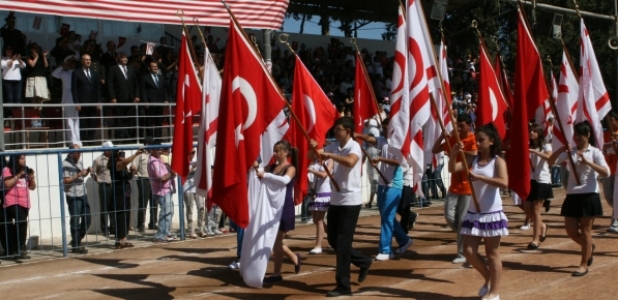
[232,76,257,130]
[489,88,498,121]
[303,94,317,133]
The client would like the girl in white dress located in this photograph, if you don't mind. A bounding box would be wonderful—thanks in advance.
[306,150,333,254]
[449,123,508,300]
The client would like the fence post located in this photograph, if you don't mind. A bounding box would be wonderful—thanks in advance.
[177,176,185,241]
[57,153,68,257]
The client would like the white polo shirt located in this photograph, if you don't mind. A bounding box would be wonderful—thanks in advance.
[326,138,362,206]
[531,144,552,184]
[556,145,609,194]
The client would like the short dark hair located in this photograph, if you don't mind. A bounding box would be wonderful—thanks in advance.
[334,116,354,132]
[457,113,472,125]
[382,117,390,126]
[609,111,618,120]
[574,121,596,147]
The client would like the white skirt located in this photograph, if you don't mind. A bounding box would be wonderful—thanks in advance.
[460,210,509,237]
[25,76,50,100]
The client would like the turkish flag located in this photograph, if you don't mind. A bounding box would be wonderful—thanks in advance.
[494,53,514,144]
[211,20,286,228]
[353,52,379,134]
[290,55,338,205]
[510,8,549,200]
[476,41,508,139]
[171,31,202,181]
[195,48,222,208]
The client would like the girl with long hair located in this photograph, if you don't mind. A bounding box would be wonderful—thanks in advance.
[548,121,609,276]
[306,149,333,254]
[525,123,553,249]
[259,140,301,282]
[449,123,508,300]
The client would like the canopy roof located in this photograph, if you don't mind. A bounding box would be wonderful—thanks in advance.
[0,0,289,30]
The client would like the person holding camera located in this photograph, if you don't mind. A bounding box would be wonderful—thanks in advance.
[109,148,142,249]
[62,143,92,254]
[2,154,36,260]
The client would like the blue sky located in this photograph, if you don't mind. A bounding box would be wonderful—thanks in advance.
[283,17,387,40]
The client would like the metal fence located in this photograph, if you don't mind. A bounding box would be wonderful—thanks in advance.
[3,102,180,149]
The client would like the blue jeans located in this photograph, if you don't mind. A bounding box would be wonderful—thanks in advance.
[3,79,21,117]
[154,192,173,240]
[229,219,244,258]
[66,196,92,247]
[551,165,561,186]
[377,185,410,254]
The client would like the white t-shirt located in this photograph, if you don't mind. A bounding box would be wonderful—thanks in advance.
[556,145,609,194]
[531,144,552,184]
[326,138,363,206]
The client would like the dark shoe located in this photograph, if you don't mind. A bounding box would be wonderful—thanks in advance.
[358,260,372,283]
[294,253,302,274]
[326,289,352,297]
[527,242,539,250]
[543,200,551,212]
[71,246,88,254]
[540,224,549,243]
[263,275,283,283]
[408,212,418,230]
[587,244,595,266]
[137,225,146,234]
[572,269,589,277]
[14,252,30,260]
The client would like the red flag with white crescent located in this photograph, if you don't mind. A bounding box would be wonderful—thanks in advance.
[476,41,508,139]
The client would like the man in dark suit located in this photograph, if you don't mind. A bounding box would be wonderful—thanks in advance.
[141,62,168,138]
[71,54,101,144]
[107,52,140,142]
[100,40,117,69]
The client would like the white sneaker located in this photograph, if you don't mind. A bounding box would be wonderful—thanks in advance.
[608,226,618,233]
[375,253,394,261]
[214,229,223,235]
[478,284,489,297]
[395,238,414,254]
[308,248,323,254]
[228,261,240,269]
[520,224,531,230]
[452,255,467,264]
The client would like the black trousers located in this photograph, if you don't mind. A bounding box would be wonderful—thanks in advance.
[398,186,413,234]
[114,193,130,241]
[327,204,372,292]
[135,177,157,228]
[114,105,137,141]
[2,205,29,255]
[99,183,116,233]
[146,106,164,138]
[80,106,98,142]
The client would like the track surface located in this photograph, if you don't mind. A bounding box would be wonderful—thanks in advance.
[1,188,618,299]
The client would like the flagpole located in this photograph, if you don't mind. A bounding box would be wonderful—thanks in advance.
[177,10,203,82]
[193,18,218,73]
[220,1,341,192]
[350,38,383,124]
[517,2,583,185]
[417,0,480,212]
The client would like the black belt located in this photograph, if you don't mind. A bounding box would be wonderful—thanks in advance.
[101,182,112,186]
[138,177,149,180]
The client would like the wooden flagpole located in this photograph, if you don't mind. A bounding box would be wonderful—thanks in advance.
[220,0,341,191]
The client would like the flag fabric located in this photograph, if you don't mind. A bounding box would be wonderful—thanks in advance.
[406,0,432,195]
[423,39,452,169]
[0,0,289,30]
[388,4,410,166]
[577,19,612,146]
[553,49,579,150]
[494,53,515,144]
[171,31,202,181]
[354,52,379,133]
[195,48,222,204]
[291,55,338,205]
[476,41,508,139]
[510,8,548,200]
[211,19,286,229]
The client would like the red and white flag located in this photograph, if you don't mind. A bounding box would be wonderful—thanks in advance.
[553,49,579,150]
[290,55,338,205]
[509,8,549,200]
[423,39,452,169]
[195,48,222,204]
[577,19,612,146]
[171,31,202,181]
[211,20,286,228]
[354,52,379,134]
[388,4,410,165]
[476,41,508,139]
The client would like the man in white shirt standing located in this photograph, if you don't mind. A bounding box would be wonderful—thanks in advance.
[313,117,372,297]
